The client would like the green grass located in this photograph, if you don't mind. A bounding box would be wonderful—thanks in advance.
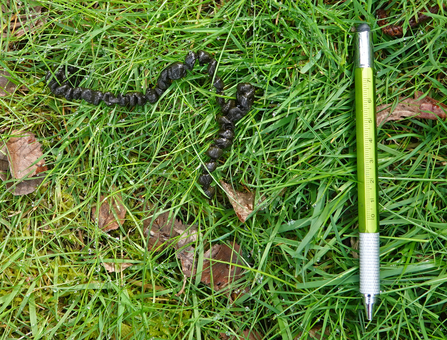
[1,0,447,339]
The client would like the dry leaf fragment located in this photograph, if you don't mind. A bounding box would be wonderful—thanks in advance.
[201,242,244,291]
[174,222,201,279]
[177,245,197,278]
[377,92,447,126]
[0,70,18,97]
[92,193,126,232]
[0,174,45,196]
[143,207,201,278]
[220,181,255,223]
[143,210,179,251]
[143,208,245,293]
[0,131,47,195]
[102,262,133,273]
[5,131,46,179]
[143,209,200,252]
[0,146,8,171]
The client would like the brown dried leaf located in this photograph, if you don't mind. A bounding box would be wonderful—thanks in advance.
[175,225,200,278]
[3,131,47,179]
[92,193,126,232]
[143,210,199,252]
[143,207,201,278]
[201,242,244,291]
[0,144,8,171]
[0,172,45,196]
[143,210,178,251]
[377,92,447,126]
[177,246,196,278]
[0,131,47,195]
[220,181,255,223]
[102,262,133,273]
[0,70,18,97]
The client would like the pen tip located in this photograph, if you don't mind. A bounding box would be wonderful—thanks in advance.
[363,294,377,321]
[357,23,371,33]
[366,302,374,321]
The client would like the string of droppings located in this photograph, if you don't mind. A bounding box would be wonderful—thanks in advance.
[46,50,255,198]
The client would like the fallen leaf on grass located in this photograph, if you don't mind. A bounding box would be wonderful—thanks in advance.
[0,70,19,97]
[0,131,47,195]
[220,181,255,223]
[0,147,8,171]
[144,210,199,252]
[220,329,264,340]
[201,242,245,291]
[377,92,447,126]
[178,239,245,291]
[144,207,245,291]
[102,262,133,273]
[4,131,47,179]
[92,193,126,232]
[143,207,201,277]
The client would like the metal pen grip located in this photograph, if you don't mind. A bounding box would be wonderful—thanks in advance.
[359,232,380,295]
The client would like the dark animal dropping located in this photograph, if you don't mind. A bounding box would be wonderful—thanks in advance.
[207,146,224,160]
[168,62,187,80]
[198,174,213,188]
[53,84,70,96]
[207,59,217,77]
[197,50,212,65]
[217,116,234,131]
[203,186,215,199]
[213,77,224,91]
[221,99,235,115]
[218,129,234,140]
[214,138,232,149]
[227,107,245,122]
[45,51,255,197]
[203,162,218,173]
[184,51,197,70]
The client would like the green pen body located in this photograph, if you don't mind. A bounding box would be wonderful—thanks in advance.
[355,23,380,321]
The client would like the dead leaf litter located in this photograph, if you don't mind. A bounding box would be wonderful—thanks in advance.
[102,262,133,273]
[201,242,245,291]
[91,193,126,232]
[143,208,245,291]
[0,130,47,195]
[220,181,255,223]
[377,92,447,126]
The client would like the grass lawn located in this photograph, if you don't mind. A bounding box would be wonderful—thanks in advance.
[1,0,447,339]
